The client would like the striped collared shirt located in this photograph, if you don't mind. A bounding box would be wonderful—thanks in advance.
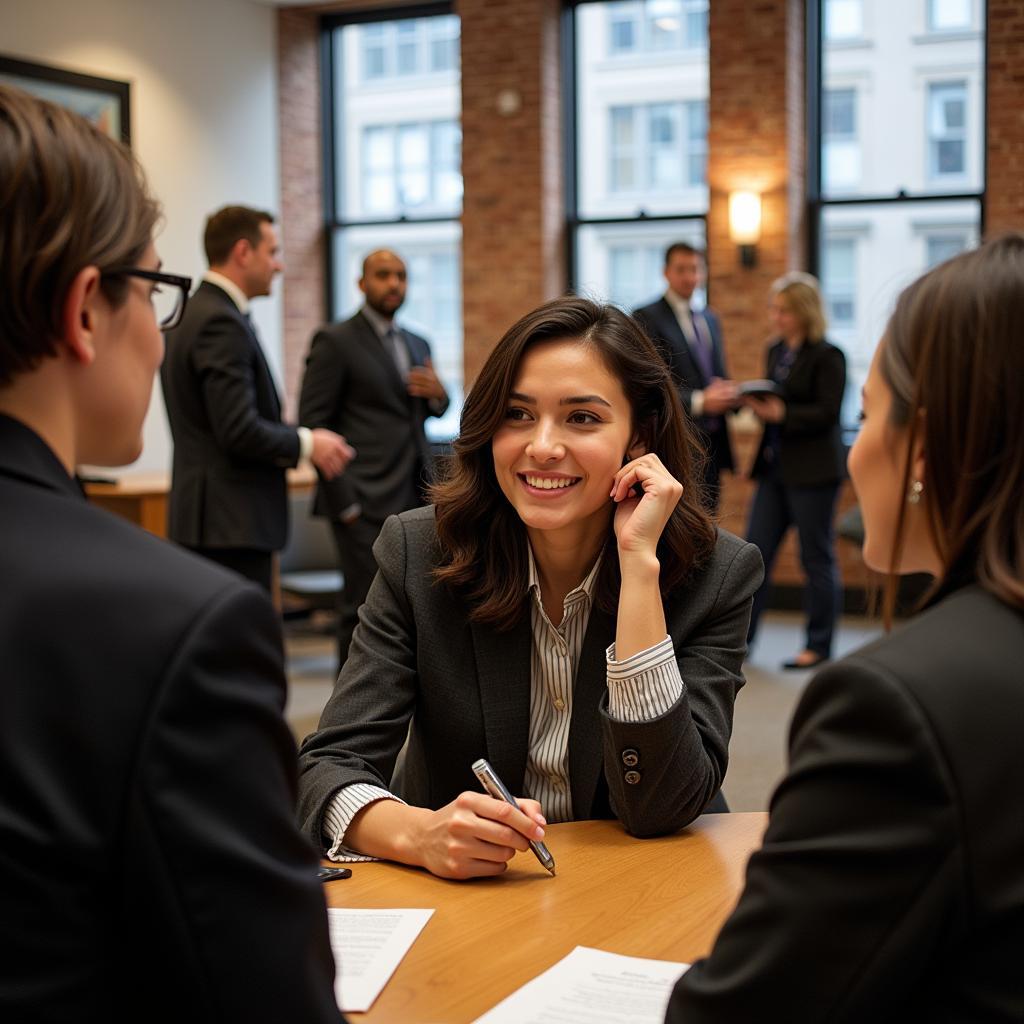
[324,545,685,858]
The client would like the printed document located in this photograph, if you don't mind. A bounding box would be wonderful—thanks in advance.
[472,945,690,1024]
[327,906,434,1012]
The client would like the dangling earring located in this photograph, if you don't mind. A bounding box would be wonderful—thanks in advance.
[907,479,923,505]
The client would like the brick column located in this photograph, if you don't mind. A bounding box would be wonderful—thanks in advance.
[986,0,1024,233]
[458,0,565,387]
[278,8,326,417]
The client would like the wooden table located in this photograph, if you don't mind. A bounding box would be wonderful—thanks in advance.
[328,812,767,1023]
[82,465,318,540]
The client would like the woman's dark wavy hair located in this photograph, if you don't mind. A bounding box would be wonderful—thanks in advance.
[879,232,1024,622]
[429,295,716,630]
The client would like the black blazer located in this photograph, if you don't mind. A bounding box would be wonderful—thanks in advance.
[633,297,734,472]
[297,507,764,847]
[750,338,847,487]
[161,280,300,550]
[668,585,1024,1022]
[299,311,449,525]
[0,415,342,1022]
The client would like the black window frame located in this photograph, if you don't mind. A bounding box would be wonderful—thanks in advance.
[806,0,987,436]
[563,0,712,298]
[320,2,460,323]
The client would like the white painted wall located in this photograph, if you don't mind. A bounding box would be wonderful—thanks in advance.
[3,0,282,472]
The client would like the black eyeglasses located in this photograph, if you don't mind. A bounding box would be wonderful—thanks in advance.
[104,267,193,330]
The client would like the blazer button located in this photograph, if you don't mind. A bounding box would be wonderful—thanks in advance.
[624,770,642,785]
[621,748,639,768]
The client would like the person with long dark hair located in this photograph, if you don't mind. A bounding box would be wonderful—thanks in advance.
[299,296,763,879]
[667,235,1024,1021]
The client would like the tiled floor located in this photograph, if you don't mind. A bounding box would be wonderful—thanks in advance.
[284,610,883,812]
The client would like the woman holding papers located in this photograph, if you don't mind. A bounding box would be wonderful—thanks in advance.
[299,297,763,879]
[667,236,1024,1021]
[743,273,847,670]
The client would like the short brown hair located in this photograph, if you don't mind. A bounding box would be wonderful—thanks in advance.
[771,272,827,342]
[880,233,1024,618]
[203,205,274,266]
[430,296,716,630]
[665,242,704,266]
[0,84,160,387]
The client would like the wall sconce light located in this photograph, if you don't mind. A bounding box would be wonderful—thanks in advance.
[729,191,762,267]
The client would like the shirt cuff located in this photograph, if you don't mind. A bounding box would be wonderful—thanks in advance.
[297,426,313,464]
[323,783,405,863]
[605,635,684,722]
[690,390,705,417]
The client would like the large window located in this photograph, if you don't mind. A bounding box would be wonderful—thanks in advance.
[809,0,985,427]
[325,7,462,440]
[570,0,709,310]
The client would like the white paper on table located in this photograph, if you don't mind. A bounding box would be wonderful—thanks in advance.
[471,945,690,1024]
[327,906,434,1012]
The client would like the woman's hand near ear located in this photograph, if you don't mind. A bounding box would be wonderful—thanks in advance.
[610,453,682,659]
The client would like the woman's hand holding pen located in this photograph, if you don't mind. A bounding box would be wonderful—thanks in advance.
[408,792,547,880]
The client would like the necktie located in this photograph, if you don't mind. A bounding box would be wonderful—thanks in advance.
[689,308,714,382]
[384,325,410,379]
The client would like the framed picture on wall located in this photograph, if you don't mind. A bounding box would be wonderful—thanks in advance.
[0,54,130,145]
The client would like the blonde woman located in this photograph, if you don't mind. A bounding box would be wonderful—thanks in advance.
[743,272,846,669]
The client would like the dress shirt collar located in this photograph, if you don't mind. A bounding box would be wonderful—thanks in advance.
[360,303,397,341]
[203,270,250,315]
[664,288,694,323]
[525,542,603,614]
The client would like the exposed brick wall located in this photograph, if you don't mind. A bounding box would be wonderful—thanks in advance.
[986,0,1024,233]
[278,8,325,419]
[458,0,565,387]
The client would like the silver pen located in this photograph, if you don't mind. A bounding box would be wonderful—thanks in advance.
[471,757,556,876]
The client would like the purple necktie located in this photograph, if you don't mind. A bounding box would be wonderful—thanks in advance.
[690,309,714,382]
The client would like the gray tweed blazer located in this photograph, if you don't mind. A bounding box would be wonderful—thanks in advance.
[298,506,763,848]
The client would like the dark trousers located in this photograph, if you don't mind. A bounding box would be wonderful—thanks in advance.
[189,546,273,593]
[329,516,387,675]
[745,477,841,658]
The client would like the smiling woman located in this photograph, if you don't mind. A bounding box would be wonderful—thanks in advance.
[298,296,765,881]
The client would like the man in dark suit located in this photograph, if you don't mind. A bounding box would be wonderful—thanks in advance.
[0,83,344,1021]
[161,206,352,591]
[634,243,738,513]
[299,249,449,672]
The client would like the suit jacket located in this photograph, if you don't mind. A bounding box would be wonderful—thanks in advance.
[0,415,342,1022]
[299,311,450,524]
[750,338,847,487]
[669,585,1024,1022]
[161,280,300,550]
[633,297,734,472]
[297,506,763,846]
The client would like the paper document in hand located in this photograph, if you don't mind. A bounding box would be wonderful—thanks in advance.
[327,907,434,1012]
[471,945,690,1024]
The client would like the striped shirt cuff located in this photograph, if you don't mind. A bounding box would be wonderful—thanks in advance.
[605,635,684,721]
[323,783,405,863]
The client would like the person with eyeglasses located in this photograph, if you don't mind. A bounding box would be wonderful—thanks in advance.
[161,205,353,591]
[0,85,345,1021]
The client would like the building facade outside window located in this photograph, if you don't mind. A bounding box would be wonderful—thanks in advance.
[326,8,462,440]
[811,0,984,427]
[571,0,709,311]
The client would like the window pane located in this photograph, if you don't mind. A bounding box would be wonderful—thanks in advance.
[335,16,462,220]
[821,4,983,197]
[577,0,708,218]
[929,0,972,30]
[819,200,980,425]
[333,222,463,441]
[824,0,862,39]
[576,219,706,311]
